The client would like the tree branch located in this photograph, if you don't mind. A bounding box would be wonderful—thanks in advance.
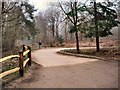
[70,2,76,25]
[2,2,17,14]
[59,2,74,24]
[3,15,21,23]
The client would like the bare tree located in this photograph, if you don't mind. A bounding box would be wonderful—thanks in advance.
[59,1,80,53]
[35,13,48,44]
[44,5,62,44]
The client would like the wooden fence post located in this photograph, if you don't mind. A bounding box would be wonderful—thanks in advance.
[28,46,31,66]
[23,45,26,52]
[19,52,24,77]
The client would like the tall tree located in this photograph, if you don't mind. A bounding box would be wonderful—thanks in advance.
[94,0,99,52]
[59,1,80,53]
[1,1,37,55]
[82,1,120,51]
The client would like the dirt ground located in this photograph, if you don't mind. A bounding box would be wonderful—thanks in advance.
[4,60,118,88]
[3,48,118,88]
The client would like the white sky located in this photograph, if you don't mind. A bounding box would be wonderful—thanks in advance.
[29,0,59,12]
[28,0,115,14]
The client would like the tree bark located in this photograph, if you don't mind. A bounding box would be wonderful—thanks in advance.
[0,2,3,58]
[55,25,59,43]
[75,2,79,53]
[94,1,100,52]
[65,21,68,43]
[117,2,120,53]
[75,30,79,53]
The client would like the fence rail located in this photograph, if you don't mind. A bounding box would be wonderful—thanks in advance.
[0,55,20,63]
[0,45,31,78]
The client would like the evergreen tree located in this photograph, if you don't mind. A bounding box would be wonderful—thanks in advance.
[82,2,120,51]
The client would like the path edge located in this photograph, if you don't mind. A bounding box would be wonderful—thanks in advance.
[57,49,119,61]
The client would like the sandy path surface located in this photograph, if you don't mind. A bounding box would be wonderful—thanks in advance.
[5,48,118,88]
[31,48,99,67]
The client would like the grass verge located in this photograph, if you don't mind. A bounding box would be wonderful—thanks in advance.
[57,47,120,61]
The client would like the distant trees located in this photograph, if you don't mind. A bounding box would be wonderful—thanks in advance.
[45,7,58,43]
[35,12,48,44]
[35,4,63,46]
[1,0,118,53]
[59,0,120,52]
[45,5,63,44]
[35,0,119,50]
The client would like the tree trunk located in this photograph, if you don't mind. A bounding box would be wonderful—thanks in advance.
[52,22,55,44]
[75,30,79,53]
[1,2,4,56]
[55,25,59,43]
[65,21,68,44]
[43,26,47,45]
[118,3,120,53]
[94,1,100,52]
[75,2,79,54]
[0,2,3,58]
[70,33,73,42]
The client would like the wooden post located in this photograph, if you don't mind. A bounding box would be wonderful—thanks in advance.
[28,46,31,66]
[19,52,24,77]
[23,45,25,52]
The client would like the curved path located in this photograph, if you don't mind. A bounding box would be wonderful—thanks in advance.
[6,48,118,88]
[32,48,99,67]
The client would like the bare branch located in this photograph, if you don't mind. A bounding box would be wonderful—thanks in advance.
[3,15,20,23]
[59,2,74,24]
[2,2,17,14]
[70,2,76,24]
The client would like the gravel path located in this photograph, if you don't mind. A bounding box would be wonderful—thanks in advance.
[5,48,118,88]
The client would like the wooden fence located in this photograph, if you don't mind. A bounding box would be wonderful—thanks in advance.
[0,45,31,78]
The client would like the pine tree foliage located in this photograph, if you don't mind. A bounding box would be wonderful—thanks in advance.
[83,2,120,38]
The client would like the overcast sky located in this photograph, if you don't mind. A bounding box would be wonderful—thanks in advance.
[28,0,115,15]
[29,0,58,12]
